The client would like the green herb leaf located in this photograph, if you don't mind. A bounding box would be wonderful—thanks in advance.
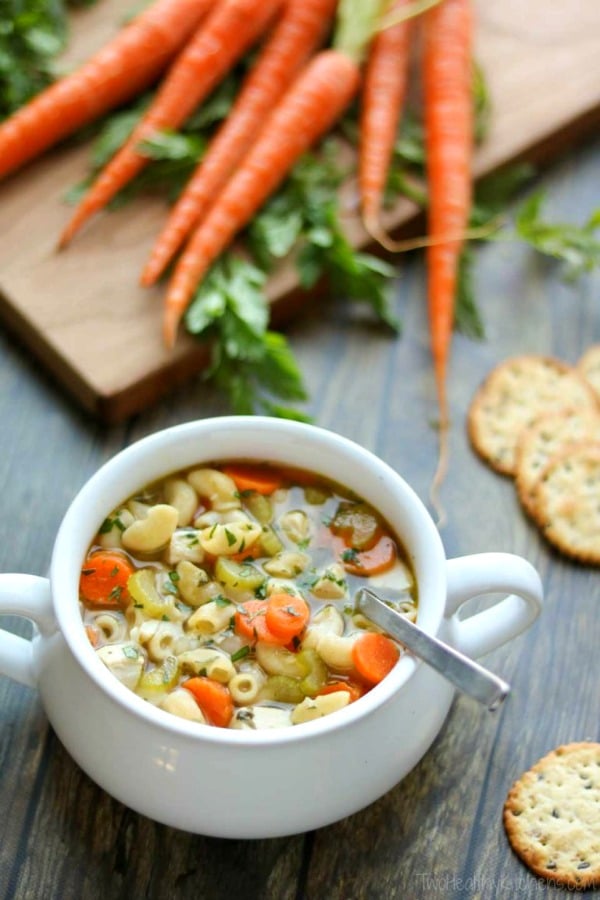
[470,164,535,228]
[231,645,250,663]
[514,191,600,280]
[455,247,485,339]
[138,129,205,163]
[0,0,76,120]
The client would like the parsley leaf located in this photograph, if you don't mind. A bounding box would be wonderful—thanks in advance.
[185,256,309,417]
[514,191,600,281]
[0,0,75,120]
[231,645,250,663]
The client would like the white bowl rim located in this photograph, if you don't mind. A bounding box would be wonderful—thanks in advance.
[51,416,448,747]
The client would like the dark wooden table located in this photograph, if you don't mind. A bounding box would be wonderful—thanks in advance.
[1,138,599,900]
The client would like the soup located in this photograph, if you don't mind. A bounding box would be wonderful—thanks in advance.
[79,461,417,729]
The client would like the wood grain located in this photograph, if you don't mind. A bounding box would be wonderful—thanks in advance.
[1,136,600,900]
[0,0,599,423]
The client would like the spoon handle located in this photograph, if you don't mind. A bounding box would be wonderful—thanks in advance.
[356,588,510,710]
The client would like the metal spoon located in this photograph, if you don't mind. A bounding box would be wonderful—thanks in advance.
[355,587,510,711]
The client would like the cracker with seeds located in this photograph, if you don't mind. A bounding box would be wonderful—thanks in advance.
[468,355,599,475]
[577,344,600,399]
[515,408,600,517]
[503,742,600,889]
[529,441,600,564]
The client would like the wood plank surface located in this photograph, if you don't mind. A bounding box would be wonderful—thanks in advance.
[0,0,599,422]
[1,134,599,900]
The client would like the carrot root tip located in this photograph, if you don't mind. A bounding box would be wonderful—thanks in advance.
[363,215,411,253]
[429,419,449,529]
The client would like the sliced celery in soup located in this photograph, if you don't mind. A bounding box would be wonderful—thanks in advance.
[79,460,417,730]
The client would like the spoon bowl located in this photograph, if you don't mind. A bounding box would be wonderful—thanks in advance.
[356,587,510,710]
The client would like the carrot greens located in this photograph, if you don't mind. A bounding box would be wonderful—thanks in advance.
[185,256,310,419]
[514,193,600,281]
[7,0,600,421]
[0,0,77,118]
[183,146,399,417]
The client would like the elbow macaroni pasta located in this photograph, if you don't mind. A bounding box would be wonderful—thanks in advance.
[79,460,417,730]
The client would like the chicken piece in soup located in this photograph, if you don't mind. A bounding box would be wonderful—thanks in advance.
[79,461,417,729]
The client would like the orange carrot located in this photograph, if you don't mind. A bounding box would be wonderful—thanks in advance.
[234,599,283,644]
[222,463,283,495]
[162,48,361,347]
[79,550,135,609]
[265,593,310,642]
[141,0,338,286]
[422,0,473,498]
[0,0,215,182]
[59,0,282,247]
[183,676,234,727]
[359,0,413,247]
[338,534,397,576]
[352,632,400,685]
[85,624,100,647]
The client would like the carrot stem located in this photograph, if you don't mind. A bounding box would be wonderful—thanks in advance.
[380,0,443,29]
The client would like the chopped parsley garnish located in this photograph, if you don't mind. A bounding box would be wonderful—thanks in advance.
[341,548,360,564]
[231,646,250,663]
[213,595,232,607]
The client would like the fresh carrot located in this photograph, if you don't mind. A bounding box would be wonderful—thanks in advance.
[0,0,215,182]
[183,676,234,727]
[265,593,310,642]
[234,599,283,644]
[222,463,283,495]
[162,48,362,347]
[422,0,473,504]
[317,680,363,702]
[79,550,135,609]
[58,0,282,247]
[352,632,400,684]
[85,624,100,647]
[338,534,397,576]
[141,0,338,286]
[359,0,413,248]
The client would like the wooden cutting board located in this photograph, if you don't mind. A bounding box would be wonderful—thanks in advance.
[1,0,599,423]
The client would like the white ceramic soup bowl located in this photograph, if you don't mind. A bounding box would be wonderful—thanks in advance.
[0,417,543,838]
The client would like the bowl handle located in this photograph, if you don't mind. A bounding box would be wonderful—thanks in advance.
[0,575,56,688]
[444,553,543,659]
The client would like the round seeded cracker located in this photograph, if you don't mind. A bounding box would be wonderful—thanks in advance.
[529,441,600,564]
[503,742,600,890]
[515,408,600,517]
[577,344,600,399]
[468,355,599,475]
